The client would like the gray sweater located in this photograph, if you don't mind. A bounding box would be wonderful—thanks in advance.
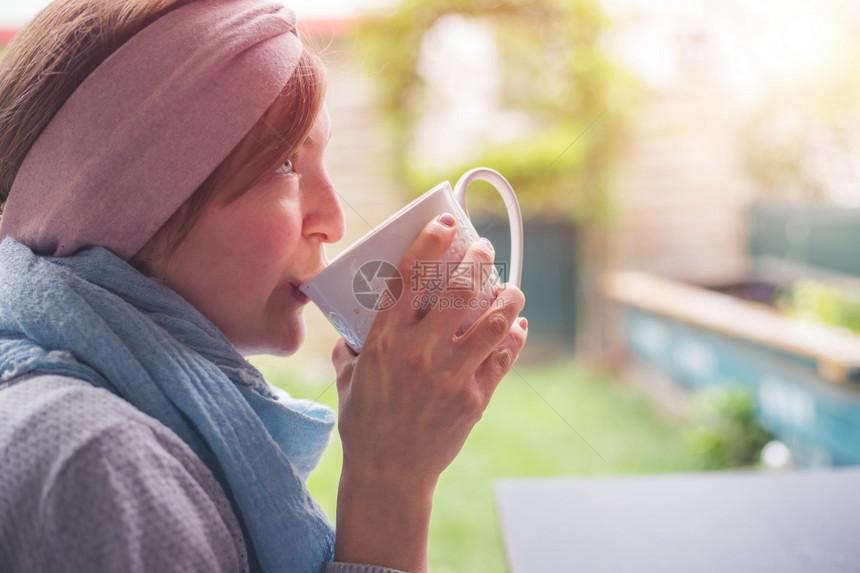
[0,375,402,573]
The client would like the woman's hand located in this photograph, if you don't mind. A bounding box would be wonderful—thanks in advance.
[331,213,527,572]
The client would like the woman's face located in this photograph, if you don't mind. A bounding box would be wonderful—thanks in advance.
[159,108,344,355]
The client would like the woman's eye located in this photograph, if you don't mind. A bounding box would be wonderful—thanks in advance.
[276,159,294,175]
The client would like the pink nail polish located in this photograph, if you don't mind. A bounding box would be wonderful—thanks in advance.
[437,213,456,228]
[518,317,528,330]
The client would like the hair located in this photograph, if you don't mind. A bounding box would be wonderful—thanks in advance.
[0,0,326,269]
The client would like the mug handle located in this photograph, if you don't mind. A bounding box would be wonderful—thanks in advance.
[452,168,523,287]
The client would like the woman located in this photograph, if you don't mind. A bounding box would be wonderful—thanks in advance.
[0,1,527,572]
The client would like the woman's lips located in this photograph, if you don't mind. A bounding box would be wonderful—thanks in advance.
[291,265,325,303]
[295,267,326,288]
[290,282,310,303]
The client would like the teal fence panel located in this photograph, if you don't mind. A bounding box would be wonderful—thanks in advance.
[749,203,860,278]
[474,218,577,354]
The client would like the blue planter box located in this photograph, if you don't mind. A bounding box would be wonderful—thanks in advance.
[607,271,860,467]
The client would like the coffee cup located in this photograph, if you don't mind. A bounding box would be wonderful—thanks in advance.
[299,167,523,353]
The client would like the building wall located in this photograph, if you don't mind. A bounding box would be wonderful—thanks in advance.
[608,37,753,287]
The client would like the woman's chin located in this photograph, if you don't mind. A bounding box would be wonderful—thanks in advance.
[270,316,306,356]
[234,318,305,357]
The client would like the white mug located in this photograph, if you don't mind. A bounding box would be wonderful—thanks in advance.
[300,167,523,353]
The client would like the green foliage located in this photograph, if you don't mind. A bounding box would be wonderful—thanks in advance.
[780,279,860,333]
[357,0,632,222]
[406,119,614,220]
[686,388,772,470]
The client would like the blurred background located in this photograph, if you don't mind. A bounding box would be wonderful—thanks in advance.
[4,1,859,571]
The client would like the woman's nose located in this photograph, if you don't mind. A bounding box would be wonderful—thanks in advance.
[303,169,345,244]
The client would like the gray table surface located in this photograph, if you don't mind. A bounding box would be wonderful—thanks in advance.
[495,469,860,573]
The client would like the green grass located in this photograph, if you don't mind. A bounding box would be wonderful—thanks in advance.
[255,359,699,572]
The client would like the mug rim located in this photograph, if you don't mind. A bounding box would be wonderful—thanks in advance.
[301,179,453,286]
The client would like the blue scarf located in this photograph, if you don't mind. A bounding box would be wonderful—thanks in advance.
[0,238,335,572]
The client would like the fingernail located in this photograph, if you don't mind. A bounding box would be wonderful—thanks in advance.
[437,213,456,228]
[518,317,528,330]
[479,237,494,251]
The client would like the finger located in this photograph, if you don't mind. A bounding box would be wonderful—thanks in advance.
[368,213,457,335]
[474,316,529,393]
[452,285,525,371]
[419,236,496,337]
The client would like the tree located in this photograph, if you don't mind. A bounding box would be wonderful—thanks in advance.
[358,0,632,223]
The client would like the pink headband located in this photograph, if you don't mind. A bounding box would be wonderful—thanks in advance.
[0,0,302,259]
